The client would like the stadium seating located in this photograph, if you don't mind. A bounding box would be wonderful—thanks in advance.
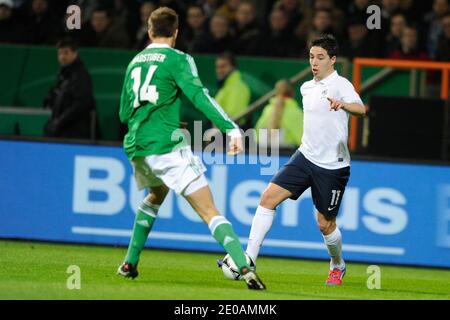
[0,44,428,143]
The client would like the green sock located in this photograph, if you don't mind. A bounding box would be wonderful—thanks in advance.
[124,201,159,266]
[209,216,249,273]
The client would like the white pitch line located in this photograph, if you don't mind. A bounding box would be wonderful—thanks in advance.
[71,226,405,255]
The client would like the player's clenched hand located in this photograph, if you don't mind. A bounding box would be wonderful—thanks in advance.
[228,137,243,155]
[327,97,346,111]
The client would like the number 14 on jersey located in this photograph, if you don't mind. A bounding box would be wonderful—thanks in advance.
[131,65,159,108]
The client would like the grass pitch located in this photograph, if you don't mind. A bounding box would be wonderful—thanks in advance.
[1,240,449,300]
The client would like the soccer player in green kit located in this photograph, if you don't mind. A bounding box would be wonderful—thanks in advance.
[117,7,265,290]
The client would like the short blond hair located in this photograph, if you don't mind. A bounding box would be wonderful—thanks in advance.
[149,7,179,38]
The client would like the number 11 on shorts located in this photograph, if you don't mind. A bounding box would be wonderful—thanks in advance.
[329,189,341,209]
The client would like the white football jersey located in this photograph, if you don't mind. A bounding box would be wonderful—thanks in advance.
[299,71,363,169]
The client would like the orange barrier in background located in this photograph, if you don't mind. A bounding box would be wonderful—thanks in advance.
[350,58,450,151]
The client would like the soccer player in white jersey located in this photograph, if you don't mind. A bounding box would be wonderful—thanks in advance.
[244,34,366,285]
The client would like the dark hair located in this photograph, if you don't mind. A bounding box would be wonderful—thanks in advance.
[149,7,179,37]
[217,51,236,67]
[239,0,256,9]
[92,6,113,18]
[310,34,338,58]
[346,14,367,27]
[442,11,450,20]
[57,37,78,51]
[314,8,332,18]
[187,4,205,15]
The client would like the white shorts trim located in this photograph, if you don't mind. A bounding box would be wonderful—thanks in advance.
[131,147,206,195]
[181,174,208,197]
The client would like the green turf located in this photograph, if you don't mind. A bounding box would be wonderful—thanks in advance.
[1,240,449,300]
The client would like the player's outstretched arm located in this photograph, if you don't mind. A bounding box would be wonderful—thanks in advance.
[327,97,366,117]
[173,53,243,149]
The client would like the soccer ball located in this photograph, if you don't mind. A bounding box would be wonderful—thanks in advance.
[220,253,256,281]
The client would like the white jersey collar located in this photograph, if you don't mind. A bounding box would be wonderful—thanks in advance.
[146,43,171,49]
[315,70,338,85]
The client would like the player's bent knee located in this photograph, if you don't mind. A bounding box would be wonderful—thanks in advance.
[259,189,279,210]
[318,222,331,235]
[317,212,336,235]
[146,186,169,205]
[318,219,336,235]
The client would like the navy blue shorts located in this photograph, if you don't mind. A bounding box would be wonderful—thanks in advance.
[271,150,350,218]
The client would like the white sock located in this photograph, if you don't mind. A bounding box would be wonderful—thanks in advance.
[322,227,345,270]
[246,206,275,263]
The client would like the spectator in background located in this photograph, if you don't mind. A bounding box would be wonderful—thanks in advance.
[390,25,429,60]
[217,0,240,24]
[314,0,336,11]
[67,0,100,25]
[306,9,334,46]
[198,0,221,19]
[255,79,303,148]
[424,0,449,58]
[314,0,345,38]
[379,0,403,38]
[341,15,378,59]
[381,0,402,22]
[398,0,414,14]
[26,0,62,45]
[390,24,437,90]
[385,13,408,56]
[214,52,251,125]
[435,13,450,61]
[80,6,130,49]
[294,1,314,55]
[0,0,27,43]
[179,4,207,53]
[347,0,371,19]
[259,7,300,57]
[193,14,234,54]
[233,0,261,56]
[158,0,188,24]
[403,0,430,21]
[274,0,305,31]
[135,1,157,50]
[107,0,141,46]
[44,38,96,139]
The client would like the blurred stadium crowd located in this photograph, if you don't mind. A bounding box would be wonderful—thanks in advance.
[0,0,449,61]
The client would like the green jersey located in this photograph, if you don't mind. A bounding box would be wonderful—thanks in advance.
[119,43,238,159]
